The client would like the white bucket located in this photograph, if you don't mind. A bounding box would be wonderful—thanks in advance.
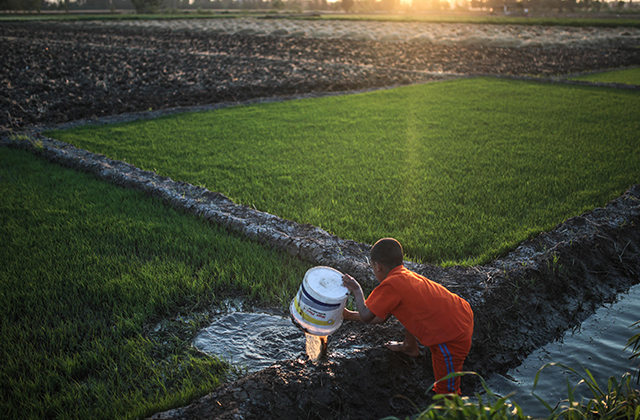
[290,266,349,336]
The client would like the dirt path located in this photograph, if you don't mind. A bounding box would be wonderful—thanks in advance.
[2,20,640,420]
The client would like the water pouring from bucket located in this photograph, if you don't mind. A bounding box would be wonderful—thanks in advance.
[290,266,349,360]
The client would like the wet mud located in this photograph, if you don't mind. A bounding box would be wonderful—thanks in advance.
[2,20,640,420]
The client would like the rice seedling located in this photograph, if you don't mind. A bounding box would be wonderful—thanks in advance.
[571,67,640,86]
[47,77,640,266]
[0,148,310,419]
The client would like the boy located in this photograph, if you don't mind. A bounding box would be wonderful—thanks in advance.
[342,238,474,395]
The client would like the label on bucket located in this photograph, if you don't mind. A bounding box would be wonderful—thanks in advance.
[295,283,340,324]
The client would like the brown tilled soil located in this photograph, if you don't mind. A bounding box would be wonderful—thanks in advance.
[2,20,640,420]
[2,21,640,132]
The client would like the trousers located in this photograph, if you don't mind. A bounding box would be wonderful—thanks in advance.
[429,320,474,395]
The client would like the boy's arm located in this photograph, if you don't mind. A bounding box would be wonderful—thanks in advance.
[342,274,386,324]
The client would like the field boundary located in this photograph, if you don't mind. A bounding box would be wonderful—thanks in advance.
[9,73,637,139]
[0,133,376,282]
[565,64,640,78]
[10,76,460,136]
[486,72,640,90]
[2,130,640,376]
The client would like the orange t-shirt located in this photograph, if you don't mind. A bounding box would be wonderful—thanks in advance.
[366,265,474,347]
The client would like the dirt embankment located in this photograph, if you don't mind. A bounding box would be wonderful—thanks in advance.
[2,20,640,420]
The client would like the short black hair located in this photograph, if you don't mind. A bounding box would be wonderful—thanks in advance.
[370,238,403,269]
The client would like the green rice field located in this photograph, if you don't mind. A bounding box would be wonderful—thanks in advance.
[0,148,310,419]
[571,67,640,86]
[4,73,640,420]
[47,77,640,266]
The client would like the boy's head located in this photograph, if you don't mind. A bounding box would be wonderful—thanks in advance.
[370,238,403,270]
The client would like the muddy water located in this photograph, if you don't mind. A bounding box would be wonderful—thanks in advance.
[487,284,640,417]
[305,333,328,361]
[193,312,364,372]
[193,312,306,373]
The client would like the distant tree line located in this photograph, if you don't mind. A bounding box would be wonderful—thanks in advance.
[0,0,636,13]
[0,0,125,12]
[0,0,45,12]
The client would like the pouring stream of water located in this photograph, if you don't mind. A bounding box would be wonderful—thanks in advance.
[305,333,328,360]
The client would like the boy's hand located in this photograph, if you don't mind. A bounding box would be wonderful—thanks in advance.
[342,274,361,294]
[342,307,360,321]
[341,274,383,325]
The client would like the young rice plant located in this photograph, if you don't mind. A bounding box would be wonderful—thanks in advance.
[0,148,310,420]
[47,77,640,266]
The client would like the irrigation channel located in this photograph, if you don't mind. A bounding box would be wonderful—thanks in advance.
[486,282,640,417]
[194,283,640,415]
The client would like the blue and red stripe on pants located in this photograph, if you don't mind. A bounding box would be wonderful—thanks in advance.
[429,321,473,395]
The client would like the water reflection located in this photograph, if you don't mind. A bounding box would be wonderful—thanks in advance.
[487,284,640,418]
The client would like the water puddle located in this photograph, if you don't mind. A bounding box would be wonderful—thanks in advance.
[193,312,306,373]
[487,283,640,417]
[193,311,366,373]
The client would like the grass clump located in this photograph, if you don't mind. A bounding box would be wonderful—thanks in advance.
[0,148,310,420]
[387,363,640,420]
[571,67,640,86]
[47,77,640,266]
[531,363,640,419]
[401,372,530,419]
